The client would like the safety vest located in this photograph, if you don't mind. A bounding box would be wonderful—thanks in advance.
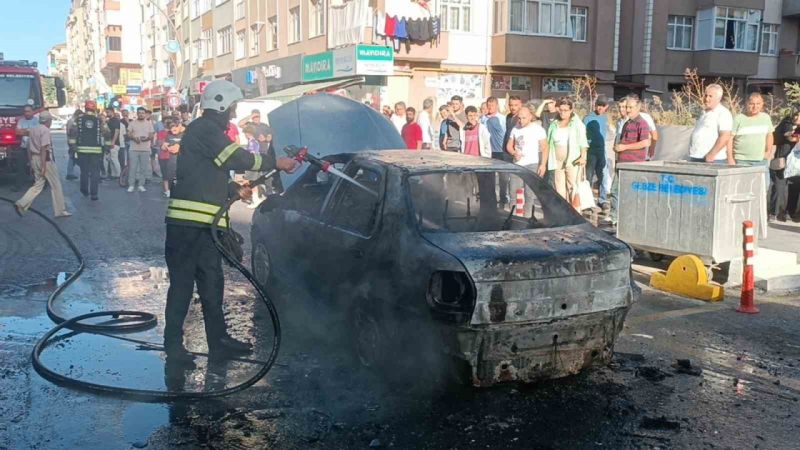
[76,114,103,154]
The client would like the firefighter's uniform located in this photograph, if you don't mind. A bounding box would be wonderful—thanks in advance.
[163,110,276,354]
[75,109,104,199]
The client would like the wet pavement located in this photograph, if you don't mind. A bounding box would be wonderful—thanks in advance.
[1,134,799,449]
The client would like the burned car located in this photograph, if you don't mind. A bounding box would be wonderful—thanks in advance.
[251,145,638,386]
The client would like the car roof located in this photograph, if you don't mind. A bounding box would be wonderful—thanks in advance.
[350,150,519,173]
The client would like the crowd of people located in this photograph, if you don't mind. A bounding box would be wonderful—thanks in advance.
[381,86,800,224]
[10,88,800,224]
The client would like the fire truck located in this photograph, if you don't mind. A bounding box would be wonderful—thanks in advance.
[0,57,66,175]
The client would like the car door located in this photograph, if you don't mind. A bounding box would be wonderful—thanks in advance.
[316,161,387,294]
[265,165,336,282]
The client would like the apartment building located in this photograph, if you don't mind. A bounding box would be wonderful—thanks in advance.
[617,0,800,99]
[66,0,144,104]
[47,44,69,79]
[138,0,179,110]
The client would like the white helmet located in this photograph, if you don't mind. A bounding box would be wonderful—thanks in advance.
[200,80,243,113]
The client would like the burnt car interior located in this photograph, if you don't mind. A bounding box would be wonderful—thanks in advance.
[322,167,384,236]
[408,170,583,233]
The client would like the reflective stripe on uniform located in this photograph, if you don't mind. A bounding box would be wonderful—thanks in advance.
[214,143,240,167]
[250,153,262,171]
[166,209,228,228]
[166,199,228,227]
[168,198,221,215]
[67,139,77,144]
[77,146,103,154]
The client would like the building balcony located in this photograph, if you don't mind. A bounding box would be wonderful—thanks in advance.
[692,50,759,77]
[491,34,609,71]
[363,28,449,62]
[784,0,800,16]
[778,52,800,79]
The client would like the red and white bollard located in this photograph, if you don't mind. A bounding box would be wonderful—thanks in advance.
[514,188,525,217]
[737,220,759,314]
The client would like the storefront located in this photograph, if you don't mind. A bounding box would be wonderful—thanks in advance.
[231,55,303,99]
[299,44,394,107]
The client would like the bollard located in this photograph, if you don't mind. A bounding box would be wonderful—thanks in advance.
[737,220,759,314]
[514,188,525,217]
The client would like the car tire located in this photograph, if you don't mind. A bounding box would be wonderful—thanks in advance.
[352,305,388,369]
[251,240,275,292]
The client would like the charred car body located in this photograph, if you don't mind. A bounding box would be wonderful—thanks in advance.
[252,95,639,386]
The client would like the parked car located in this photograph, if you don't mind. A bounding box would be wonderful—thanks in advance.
[250,147,639,386]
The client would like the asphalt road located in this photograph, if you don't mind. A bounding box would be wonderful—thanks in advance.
[0,133,799,449]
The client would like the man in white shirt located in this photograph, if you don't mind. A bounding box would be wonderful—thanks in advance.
[417,97,434,149]
[390,101,406,134]
[689,84,733,163]
[507,106,548,217]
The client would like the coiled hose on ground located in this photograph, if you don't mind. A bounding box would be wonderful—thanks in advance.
[1,177,281,402]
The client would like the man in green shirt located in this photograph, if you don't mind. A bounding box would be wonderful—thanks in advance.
[729,92,774,189]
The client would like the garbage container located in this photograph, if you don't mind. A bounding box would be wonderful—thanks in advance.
[616,161,767,264]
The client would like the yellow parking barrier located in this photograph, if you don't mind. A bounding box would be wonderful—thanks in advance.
[650,254,724,302]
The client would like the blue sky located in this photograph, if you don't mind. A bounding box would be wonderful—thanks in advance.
[0,2,72,70]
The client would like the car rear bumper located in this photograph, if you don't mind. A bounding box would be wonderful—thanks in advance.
[446,306,630,387]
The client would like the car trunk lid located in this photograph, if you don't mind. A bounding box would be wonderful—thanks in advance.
[422,224,635,325]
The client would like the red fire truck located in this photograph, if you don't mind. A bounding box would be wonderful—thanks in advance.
[0,58,66,175]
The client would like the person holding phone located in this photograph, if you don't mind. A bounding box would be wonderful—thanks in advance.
[127,107,155,192]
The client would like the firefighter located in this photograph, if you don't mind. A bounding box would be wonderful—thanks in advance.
[75,100,104,200]
[163,80,297,362]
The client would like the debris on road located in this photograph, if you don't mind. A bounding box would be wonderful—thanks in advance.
[640,416,682,431]
[672,359,703,376]
[635,366,672,382]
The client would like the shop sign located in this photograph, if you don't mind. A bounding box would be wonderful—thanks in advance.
[127,85,142,95]
[355,45,393,76]
[112,84,127,95]
[163,78,176,88]
[302,52,334,82]
[333,47,356,78]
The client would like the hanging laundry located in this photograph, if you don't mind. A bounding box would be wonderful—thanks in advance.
[385,15,397,37]
[376,11,387,37]
[431,15,441,41]
[406,18,419,41]
[418,18,432,41]
[395,17,409,40]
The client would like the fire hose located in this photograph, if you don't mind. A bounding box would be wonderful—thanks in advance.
[1,145,364,402]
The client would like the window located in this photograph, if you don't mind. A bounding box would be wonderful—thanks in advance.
[326,167,383,236]
[493,0,505,33]
[440,0,471,32]
[107,36,122,51]
[235,0,245,19]
[309,0,325,37]
[235,30,246,59]
[408,171,583,233]
[761,23,779,56]
[200,28,212,60]
[250,25,260,55]
[511,76,531,91]
[667,15,693,50]
[713,7,761,51]
[570,6,587,42]
[192,0,211,18]
[667,83,685,93]
[267,16,278,50]
[289,7,301,43]
[509,0,569,36]
[542,77,572,93]
[217,26,233,55]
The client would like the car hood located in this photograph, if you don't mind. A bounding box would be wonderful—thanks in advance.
[422,224,632,282]
[268,93,405,188]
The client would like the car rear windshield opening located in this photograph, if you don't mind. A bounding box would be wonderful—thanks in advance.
[407,170,584,233]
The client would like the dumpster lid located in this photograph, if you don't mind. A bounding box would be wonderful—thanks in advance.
[616,161,767,176]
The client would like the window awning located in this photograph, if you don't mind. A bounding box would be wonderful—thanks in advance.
[255,77,365,102]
